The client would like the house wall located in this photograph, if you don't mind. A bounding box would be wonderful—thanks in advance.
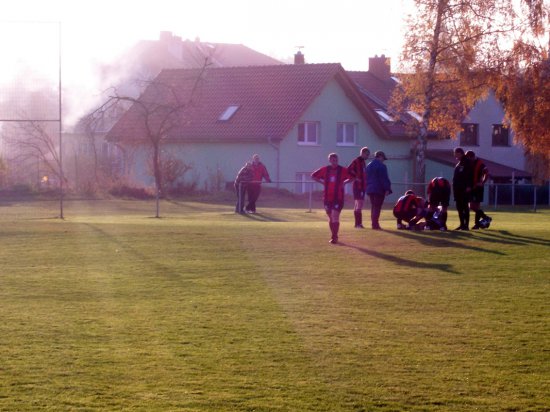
[123,79,414,202]
[428,92,527,171]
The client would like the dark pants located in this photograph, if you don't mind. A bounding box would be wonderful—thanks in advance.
[246,183,261,212]
[235,184,248,213]
[368,193,385,229]
[454,191,470,228]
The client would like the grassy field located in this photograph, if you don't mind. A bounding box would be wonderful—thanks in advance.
[0,199,548,411]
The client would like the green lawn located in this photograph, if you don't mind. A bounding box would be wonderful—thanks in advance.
[0,199,548,411]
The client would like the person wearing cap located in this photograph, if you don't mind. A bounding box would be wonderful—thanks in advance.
[311,153,354,244]
[366,151,392,230]
[347,146,370,228]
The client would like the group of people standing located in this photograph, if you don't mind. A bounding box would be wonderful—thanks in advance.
[234,154,271,214]
[392,147,492,232]
[234,146,491,244]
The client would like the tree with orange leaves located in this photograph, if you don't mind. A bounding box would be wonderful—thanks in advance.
[393,0,549,182]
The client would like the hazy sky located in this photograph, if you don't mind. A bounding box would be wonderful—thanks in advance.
[3,0,410,75]
[2,0,411,122]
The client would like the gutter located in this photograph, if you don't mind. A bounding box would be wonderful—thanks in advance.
[267,136,280,188]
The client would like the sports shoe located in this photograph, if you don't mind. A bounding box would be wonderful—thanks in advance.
[396,223,405,230]
[484,216,492,228]
[355,224,365,229]
[329,237,338,244]
[472,224,480,230]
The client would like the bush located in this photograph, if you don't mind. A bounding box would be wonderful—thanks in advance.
[108,184,153,200]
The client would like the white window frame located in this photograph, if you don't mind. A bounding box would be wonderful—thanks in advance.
[295,172,313,194]
[336,122,357,146]
[297,121,320,145]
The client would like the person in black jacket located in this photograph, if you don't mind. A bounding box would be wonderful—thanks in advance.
[452,147,473,230]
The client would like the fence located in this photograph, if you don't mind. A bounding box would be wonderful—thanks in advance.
[236,180,550,213]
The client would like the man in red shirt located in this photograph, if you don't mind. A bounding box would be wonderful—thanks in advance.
[246,154,272,213]
[312,153,354,244]
[393,190,427,230]
[347,146,370,228]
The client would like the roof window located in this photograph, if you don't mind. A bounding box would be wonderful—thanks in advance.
[375,110,394,122]
[407,110,423,122]
[218,105,240,121]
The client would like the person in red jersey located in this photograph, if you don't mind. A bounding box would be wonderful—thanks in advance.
[466,150,492,229]
[347,146,370,228]
[393,190,427,230]
[312,153,354,244]
[245,153,272,213]
[425,176,451,230]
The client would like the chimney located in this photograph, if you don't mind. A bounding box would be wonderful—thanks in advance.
[159,31,173,43]
[294,50,305,65]
[369,54,391,80]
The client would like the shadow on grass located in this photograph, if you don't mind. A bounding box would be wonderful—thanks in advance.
[237,212,286,222]
[473,230,550,247]
[341,243,460,274]
[385,230,506,256]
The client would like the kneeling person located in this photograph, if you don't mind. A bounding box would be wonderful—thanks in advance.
[426,177,451,230]
[393,190,427,230]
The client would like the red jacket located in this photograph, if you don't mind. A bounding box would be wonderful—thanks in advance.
[250,162,271,183]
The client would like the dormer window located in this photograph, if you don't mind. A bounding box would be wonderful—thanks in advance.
[375,110,394,122]
[407,110,423,122]
[218,105,240,121]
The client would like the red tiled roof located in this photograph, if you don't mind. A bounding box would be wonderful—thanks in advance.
[107,64,389,143]
[348,70,417,138]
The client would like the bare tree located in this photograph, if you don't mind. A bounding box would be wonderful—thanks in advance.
[95,65,207,217]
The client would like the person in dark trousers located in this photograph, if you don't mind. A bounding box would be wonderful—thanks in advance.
[466,150,492,229]
[234,162,253,214]
[246,154,271,213]
[452,147,473,230]
[366,151,392,230]
[312,153,354,244]
[426,176,451,231]
[347,146,370,228]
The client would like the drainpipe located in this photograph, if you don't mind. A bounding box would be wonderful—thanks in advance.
[267,137,280,188]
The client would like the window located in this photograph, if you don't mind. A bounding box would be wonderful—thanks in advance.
[336,123,357,146]
[218,105,239,121]
[459,123,479,146]
[295,172,313,194]
[492,124,509,146]
[298,121,319,145]
[375,110,394,122]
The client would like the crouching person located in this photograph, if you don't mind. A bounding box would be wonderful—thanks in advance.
[393,190,427,230]
[426,177,451,231]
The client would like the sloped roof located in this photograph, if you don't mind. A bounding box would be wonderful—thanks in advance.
[347,71,417,138]
[426,150,531,179]
[107,63,389,143]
